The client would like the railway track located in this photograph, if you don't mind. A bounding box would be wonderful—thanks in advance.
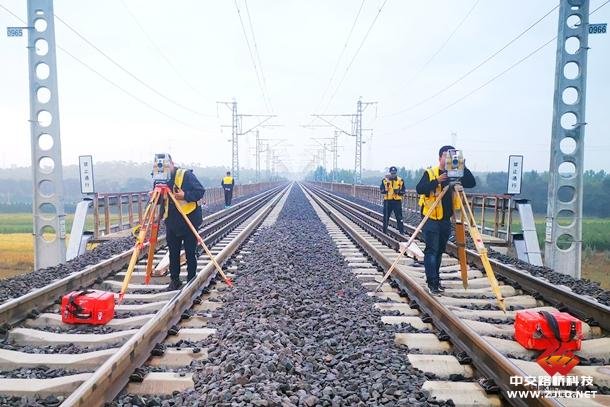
[302,182,610,407]
[0,182,608,406]
[0,184,290,406]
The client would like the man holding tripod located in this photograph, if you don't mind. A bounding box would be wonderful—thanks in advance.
[165,156,205,291]
[416,146,475,294]
[380,166,405,235]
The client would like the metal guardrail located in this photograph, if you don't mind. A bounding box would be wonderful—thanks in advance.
[311,182,513,245]
[91,182,279,239]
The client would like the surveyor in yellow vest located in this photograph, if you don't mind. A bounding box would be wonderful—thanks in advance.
[380,166,406,235]
[221,171,235,208]
[165,156,205,291]
[416,145,475,295]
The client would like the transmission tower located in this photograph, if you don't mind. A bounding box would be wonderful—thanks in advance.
[255,131,286,182]
[217,100,275,181]
[311,134,340,182]
[312,97,375,184]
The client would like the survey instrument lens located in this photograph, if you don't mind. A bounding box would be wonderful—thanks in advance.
[152,153,171,185]
[445,149,464,179]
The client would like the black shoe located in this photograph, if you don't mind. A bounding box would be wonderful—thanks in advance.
[166,279,183,291]
[427,285,442,295]
[437,285,445,293]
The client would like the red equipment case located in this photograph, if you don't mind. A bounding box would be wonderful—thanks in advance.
[514,310,582,351]
[61,290,115,325]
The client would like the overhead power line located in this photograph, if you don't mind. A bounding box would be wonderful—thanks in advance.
[119,0,206,99]
[234,0,272,113]
[314,0,366,114]
[322,0,389,113]
[398,37,556,132]
[59,46,207,132]
[383,2,559,118]
[0,4,205,132]
[391,0,610,132]
[54,14,215,118]
[389,0,480,99]
[244,0,273,112]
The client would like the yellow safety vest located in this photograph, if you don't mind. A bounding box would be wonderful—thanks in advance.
[222,176,234,186]
[418,166,460,220]
[382,177,404,201]
[173,169,197,215]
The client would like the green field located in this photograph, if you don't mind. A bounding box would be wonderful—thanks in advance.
[1,213,609,288]
[511,217,610,252]
[0,213,78,234]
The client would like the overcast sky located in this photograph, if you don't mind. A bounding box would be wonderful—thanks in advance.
[1,0,609,174]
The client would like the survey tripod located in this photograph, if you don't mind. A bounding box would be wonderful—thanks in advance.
[375,181,506,312]
[118,183,233,302]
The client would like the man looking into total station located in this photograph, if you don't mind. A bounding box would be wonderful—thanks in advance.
[416,145,475,295]
[165,156,205,291]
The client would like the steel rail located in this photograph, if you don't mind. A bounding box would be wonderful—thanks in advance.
[302,183,558,407]
[308,184,610,332]
[62,183,290,407]
[0,185,284,328]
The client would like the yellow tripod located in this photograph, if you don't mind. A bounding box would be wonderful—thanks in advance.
[375,182,506,312]
[118,184,233,302]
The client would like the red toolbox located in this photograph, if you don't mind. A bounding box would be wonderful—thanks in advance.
[514,310,582,351]
[61,290,115,325]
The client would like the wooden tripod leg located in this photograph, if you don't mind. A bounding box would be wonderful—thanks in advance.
[454,190,505,312]
[452,199,468,289]
[374,185,450,292]
[119,190,160,302]
[145,202,163,285]
[167,191,233,287]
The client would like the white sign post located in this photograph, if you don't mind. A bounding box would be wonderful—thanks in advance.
[507,155,523,195]
[79,155,95,194]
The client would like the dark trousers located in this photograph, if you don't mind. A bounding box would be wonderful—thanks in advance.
[166,228,198,282]
[383,200,404,234]
[224,189,233,206]
[422,218,451,289]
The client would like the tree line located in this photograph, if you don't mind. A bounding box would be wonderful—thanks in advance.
[0,161,281,212]
[309,167,610,217]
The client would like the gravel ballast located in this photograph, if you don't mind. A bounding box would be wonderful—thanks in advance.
[0,192,260,304]
[113,184,441,406]
[330,190,610,307]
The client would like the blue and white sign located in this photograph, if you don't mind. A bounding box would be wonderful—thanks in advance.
[7,27,23,37]
[507,155,523,195]
[589,23,607,34]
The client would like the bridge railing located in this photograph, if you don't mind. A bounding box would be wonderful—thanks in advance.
[311,182,513,245]
[91,182,279,239]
